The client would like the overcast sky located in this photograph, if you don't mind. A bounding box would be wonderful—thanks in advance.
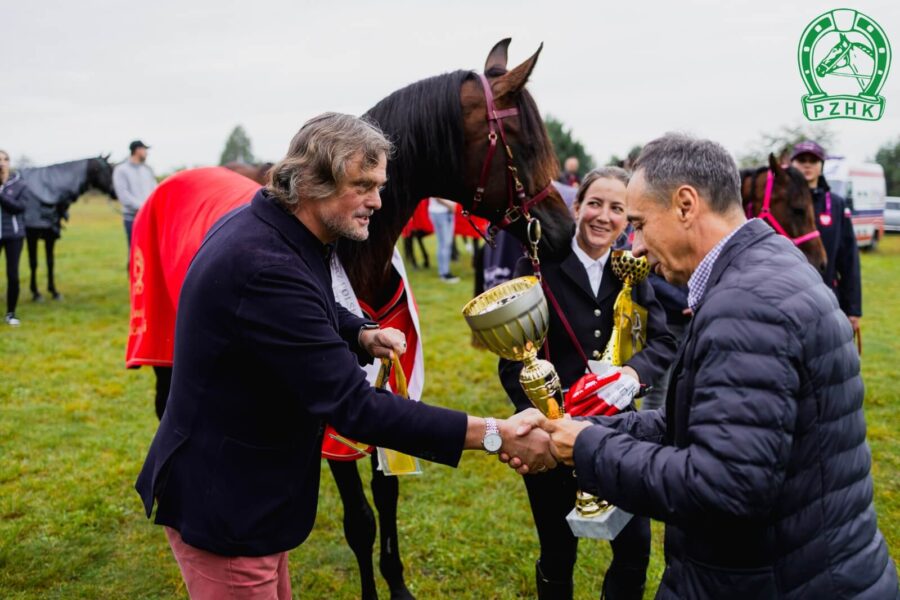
[3,0,898,172]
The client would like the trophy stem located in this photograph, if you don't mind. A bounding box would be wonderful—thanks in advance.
[519,355,563,420]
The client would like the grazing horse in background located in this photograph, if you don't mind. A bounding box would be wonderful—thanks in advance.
[223,161,273,185]
[741,153,827,271]
[127,38,569,599]
[20,156,116,300]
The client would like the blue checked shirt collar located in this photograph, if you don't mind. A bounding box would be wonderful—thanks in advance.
[687,219,754,310]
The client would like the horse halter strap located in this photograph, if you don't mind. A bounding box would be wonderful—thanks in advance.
[751,170,822,246]
[462,73,555,246]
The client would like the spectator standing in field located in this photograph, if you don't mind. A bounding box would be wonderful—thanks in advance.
[0,150,27,326]
[641,276,690,411]
[558,156,581,187]
[113,140,157,251]
[428,196,458,283]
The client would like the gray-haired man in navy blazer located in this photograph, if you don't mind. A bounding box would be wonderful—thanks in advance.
[136,112,554,599]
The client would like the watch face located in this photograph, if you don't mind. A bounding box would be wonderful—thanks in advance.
[484,433,502,453]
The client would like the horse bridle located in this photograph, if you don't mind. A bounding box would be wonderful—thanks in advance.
[461,73,556,248]
[746,169,821,246]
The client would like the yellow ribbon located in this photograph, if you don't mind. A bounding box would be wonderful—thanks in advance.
[375,356,421,476]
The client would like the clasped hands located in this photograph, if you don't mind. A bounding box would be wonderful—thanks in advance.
[498,368,640,474]
[498,409,592,474]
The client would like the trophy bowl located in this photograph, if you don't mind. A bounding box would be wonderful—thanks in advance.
[610,250,650,285]
[462,276,549,362]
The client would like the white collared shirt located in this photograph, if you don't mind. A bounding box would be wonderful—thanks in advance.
[571,238,610,296]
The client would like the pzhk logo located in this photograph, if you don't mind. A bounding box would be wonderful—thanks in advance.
[799,9,891,121]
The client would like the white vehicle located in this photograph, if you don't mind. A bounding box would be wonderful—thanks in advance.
[823,158,886,249]
[885,197,900,232]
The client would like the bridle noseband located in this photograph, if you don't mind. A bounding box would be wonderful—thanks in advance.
[461,73,555,247]
[746,169,821,246]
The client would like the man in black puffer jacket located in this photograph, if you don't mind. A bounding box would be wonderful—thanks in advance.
[522,133,897,598]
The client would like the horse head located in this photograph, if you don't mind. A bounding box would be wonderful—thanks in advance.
[88,154,117,199]
[458,39,572,258]
[815,33,852,77]
[742,153,827,271]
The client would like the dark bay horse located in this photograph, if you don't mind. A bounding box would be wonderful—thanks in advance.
[222,161,273,185]
[329,39,569,599]
[20,156,116,300]
[741,153,827,271]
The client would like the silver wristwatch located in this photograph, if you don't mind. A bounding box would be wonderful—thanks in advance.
[482,417,502,454]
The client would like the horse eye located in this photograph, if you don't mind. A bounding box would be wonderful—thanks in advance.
[792,207,807,216]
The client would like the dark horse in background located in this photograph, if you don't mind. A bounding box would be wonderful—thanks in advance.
[19,156,116,300]
[741,153,827,272]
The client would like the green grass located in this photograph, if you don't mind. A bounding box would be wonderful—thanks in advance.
[0,199,897,599]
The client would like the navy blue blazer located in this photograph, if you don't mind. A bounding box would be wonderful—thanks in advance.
[135,190,468,557]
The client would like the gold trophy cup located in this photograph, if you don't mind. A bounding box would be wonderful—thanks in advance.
[463,275,630,540]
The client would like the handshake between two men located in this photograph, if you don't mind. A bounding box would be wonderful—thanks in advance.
[494,364,642,475]
[483,366,641,475]
[365,326,638,475]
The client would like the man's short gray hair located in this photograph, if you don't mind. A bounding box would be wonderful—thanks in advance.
[632,133,741,214]
[267,112,393,209]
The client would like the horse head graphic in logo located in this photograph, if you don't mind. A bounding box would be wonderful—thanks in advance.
[799,9,891,121]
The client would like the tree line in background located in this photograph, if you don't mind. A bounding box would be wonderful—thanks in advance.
[544,116,899,196]
[8,122,897,196]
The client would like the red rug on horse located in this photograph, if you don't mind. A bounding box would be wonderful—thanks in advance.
[126,167,260,368]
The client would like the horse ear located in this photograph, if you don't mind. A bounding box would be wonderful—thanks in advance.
[484,38,512,75]
[492,42,543,99]
[768,152,783,174]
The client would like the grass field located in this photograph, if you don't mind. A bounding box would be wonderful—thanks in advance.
[0,197,897,599]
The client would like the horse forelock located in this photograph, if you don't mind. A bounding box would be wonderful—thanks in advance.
[338,70,471,300]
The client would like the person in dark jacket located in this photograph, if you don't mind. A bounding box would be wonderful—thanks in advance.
[790,140,862,338]
[135,113,556,600]
[522,134,897,598]
[641,276,690,411]
[500,167,676,599]
[0,150,26,326]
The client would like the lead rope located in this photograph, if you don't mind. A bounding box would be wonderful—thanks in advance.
[526,217,592,371]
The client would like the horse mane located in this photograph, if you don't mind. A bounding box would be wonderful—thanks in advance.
[19,159,92,206]
[337,70,473,296]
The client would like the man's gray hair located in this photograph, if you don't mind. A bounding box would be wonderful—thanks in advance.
[267,112,393,209]
[575,166,630,205]
[632,133,742,214]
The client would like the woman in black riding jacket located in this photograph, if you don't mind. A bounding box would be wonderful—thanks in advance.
[499,167,676,599]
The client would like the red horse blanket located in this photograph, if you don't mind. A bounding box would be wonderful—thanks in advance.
[126,167,261,367]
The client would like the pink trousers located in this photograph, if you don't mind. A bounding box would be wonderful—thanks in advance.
[165,527,292,599]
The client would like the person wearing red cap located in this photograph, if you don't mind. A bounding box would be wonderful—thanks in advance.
[790,141,862,338]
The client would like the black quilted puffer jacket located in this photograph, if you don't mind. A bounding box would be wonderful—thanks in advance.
[573,219,897,599]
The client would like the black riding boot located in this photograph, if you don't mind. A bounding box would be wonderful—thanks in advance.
[536,560,573,600]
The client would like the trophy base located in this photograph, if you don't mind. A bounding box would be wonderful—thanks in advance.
[565,505,633,540]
